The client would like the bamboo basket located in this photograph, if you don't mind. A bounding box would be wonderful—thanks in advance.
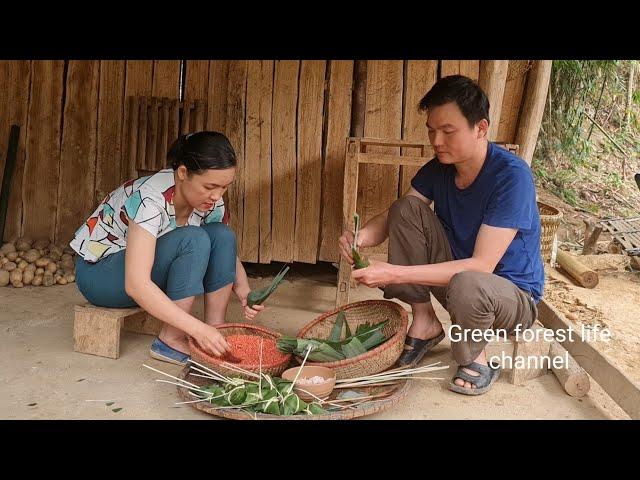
[188,323,291,380]
[295,300,408,380]
[538,201,562,263]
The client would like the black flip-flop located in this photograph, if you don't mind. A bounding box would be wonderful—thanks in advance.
[396,331,446,367]
[449,361,501,396]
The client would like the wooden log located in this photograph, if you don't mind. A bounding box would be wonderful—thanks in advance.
[556,249,599,288]
[168,99,180,149]
[193,100,205,132]
[538,299,640,419]
[582,219,603,255]
[549,340,590,397]
[514,60,552,165]
[180,100,192,135]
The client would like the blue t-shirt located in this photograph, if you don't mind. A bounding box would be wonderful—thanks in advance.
[411,142,544,302]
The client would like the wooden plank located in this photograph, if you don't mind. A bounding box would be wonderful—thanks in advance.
[168,99,180,154]
[225,61,248,258]
[157,99,170,170]
[440,60,459,78]
[318,60,354,263]
[0,61,31,242]
[271,60,300,262]
[538,299,640,419]
[358,153,432,167]
[359,60,403,227]
[22,61,65,241]
[184,60,210,102]
[515,60,552,165]
[294,60,326,263]
[180,100,192,135]
[207,61,230,132]
[122,61,153,182]
[125,96,139,181]
[459,60,480,81]
[259,61,274,263]
[145,97,159,170]
[401,60,437,195]
[478,60,509,141]
[193,100,205,132]
[497,60,530,144]
[243,61,263,263]
[136,97,148,172]
[152,60,180,98]
[56,60,100,244]
[95,60,125,205]
[245,60,273,263]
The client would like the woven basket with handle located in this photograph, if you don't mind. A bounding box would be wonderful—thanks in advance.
[295,300,408,380]
[188,323,291,380]
[538,201,562,263]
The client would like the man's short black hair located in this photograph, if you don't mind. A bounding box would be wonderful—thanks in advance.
[418,75,490,128]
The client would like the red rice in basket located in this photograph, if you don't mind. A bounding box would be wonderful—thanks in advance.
[225,335,288,366]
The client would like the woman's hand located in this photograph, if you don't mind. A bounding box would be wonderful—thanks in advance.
[191,323,231,357]
[235,285,266,322]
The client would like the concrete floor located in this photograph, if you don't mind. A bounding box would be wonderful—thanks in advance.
[0,265,630,420]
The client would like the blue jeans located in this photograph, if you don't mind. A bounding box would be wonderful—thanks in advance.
[75,223,237,308]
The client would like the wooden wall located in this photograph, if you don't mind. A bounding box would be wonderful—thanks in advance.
[0,60,547,264]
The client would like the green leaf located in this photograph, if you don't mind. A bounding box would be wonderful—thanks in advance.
[329,311,346,342]
[247,265,290,307]
[341,336,367,358]
[307,403,327,415]
[105,402,115,407]
[352,248,369,269]
[343,315,352,338]
[360,329,386,350]
[112,408,123,413]
[226,386,247,406]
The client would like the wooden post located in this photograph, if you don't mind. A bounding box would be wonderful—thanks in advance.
[478,60,509,141]
[582,220,603,255]
[514,60,552,165]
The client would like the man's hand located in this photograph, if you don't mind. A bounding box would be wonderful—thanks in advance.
[339,230,360,265]
[351,260,399,288]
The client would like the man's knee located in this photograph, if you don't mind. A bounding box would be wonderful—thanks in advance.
[446,271,491,316]
[388,195,429,226]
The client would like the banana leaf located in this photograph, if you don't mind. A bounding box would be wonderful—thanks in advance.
[352,213,369,269]
[307,403,327,415]
[283,393,307,416]
[341,336,367,358]
[329,311,346,342]
[360,329,386,350]
[247,264,290,307]
[226,386,247,406]
[344,315,352,338]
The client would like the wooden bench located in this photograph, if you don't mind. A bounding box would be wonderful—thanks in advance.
[73,303,163,359]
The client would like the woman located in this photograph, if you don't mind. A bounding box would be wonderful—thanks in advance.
[70,131,264,365]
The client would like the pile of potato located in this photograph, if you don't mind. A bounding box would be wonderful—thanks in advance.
[0,238,76,288]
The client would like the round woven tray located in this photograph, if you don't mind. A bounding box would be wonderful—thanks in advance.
[188,323,291,380]
[176,364,412,420]
[295,300,409,380]
[538,201,562,263]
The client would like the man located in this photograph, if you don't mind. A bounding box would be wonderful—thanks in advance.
[339,75,544,396]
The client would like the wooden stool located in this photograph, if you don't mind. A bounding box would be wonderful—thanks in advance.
[485,320,553,385]
[73,303,163,359]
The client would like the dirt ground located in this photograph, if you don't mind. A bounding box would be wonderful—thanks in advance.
[0,264,632,420]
